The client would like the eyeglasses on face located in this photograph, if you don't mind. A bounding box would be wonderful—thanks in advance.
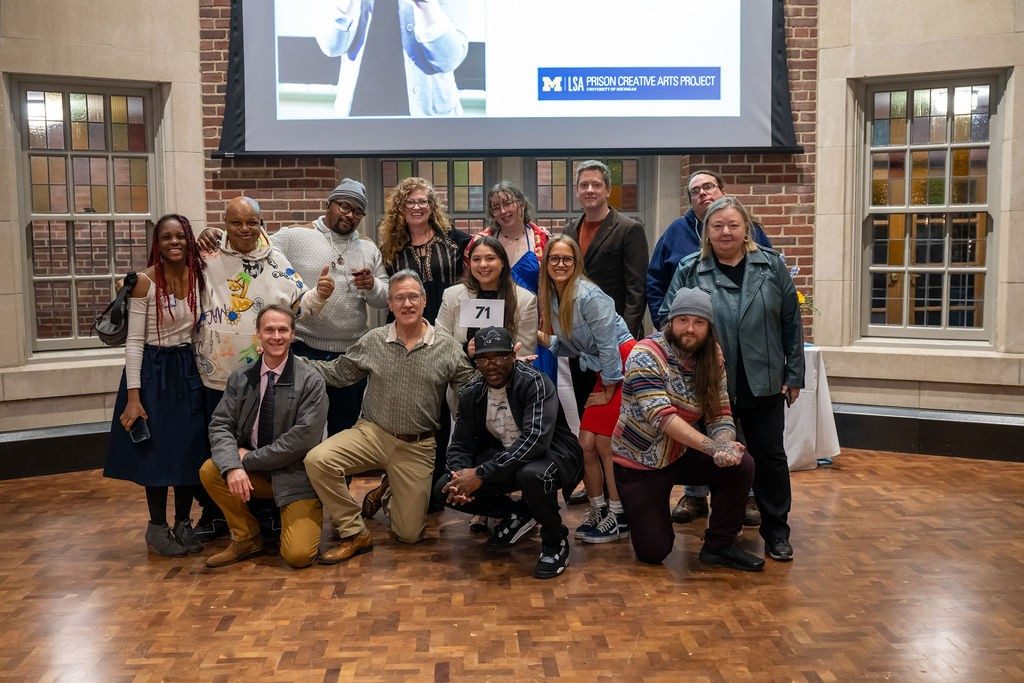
[548,255,576,265]
[403,199,430,209]
[488,198,517,216]
[688,182,720,198]
[389,293,423,304]
[329,200,365,218]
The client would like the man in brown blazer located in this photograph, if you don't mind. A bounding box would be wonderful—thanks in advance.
[562,160,648,340]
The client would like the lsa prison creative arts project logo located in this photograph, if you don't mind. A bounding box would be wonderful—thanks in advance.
[537,67,721,101]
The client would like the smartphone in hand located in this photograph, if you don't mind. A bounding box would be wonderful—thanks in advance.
[129,417,151,444]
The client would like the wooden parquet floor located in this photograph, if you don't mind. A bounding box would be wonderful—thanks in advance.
[0,449,1022,682]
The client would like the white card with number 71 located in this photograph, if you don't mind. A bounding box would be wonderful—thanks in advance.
[459,298,505,329]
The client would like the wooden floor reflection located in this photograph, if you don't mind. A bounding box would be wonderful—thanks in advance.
[1,449,1022,681]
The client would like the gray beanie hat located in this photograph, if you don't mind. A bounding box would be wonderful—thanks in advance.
[668,287,714,322]
[327,178,368,213]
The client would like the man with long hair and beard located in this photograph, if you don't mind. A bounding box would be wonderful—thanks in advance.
[610,288,765,572]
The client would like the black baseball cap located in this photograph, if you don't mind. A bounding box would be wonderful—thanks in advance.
[473,327,515,355]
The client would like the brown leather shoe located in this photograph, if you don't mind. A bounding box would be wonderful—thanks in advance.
[361,475,390,519]
[743,496,762,527]
[319,529,373,564]
[205,538,264,568]
[671,495,709,523]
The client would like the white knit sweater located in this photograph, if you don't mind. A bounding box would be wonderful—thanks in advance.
[270,217,389,353]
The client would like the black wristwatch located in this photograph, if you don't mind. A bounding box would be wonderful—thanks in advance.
[475,465,486,480]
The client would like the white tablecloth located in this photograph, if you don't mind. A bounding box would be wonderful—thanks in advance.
[556,345,840,472]
[784,345,840,471]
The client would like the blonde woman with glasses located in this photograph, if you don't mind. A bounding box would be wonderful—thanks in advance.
[538,235,636,545]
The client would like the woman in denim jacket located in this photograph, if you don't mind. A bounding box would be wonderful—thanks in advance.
[538,235,635,545]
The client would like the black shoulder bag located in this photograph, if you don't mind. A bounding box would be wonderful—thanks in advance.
[94,272,139,346]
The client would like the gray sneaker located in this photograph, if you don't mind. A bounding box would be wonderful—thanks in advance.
[173,519,203,554]
[146,522,187,557]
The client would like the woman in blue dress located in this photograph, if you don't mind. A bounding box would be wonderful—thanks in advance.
[104,214,209,557]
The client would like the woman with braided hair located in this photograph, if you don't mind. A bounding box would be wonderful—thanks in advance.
[104,214,211,557]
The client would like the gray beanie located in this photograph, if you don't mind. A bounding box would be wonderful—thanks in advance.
[327,178,368,213]
[668,287,713,322]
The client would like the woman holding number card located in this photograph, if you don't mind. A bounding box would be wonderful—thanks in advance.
[465,182,554,379]
[104,214,209,558]
[437,236,537,359]
[437,236,537,533]
[538,235,636,545]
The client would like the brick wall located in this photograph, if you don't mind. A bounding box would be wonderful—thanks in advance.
[682,0,818,337]
[199,0,818,332]
[199,0,337,232]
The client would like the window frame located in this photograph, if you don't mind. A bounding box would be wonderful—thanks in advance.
[524,157,647,236]
[859,74,1003,342]
[14,78,160,352]
[369,157,501,245]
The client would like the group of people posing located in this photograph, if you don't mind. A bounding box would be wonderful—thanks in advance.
[104,161,804,580]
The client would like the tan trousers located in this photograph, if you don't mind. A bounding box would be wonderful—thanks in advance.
[199,459,323,568]
[305,419,435,544]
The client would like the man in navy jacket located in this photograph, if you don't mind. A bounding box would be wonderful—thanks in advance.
[647,170,773,327]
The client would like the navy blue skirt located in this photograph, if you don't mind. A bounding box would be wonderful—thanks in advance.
[104,344,209,487]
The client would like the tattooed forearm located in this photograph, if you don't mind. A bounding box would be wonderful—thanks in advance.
[712,428,737,444]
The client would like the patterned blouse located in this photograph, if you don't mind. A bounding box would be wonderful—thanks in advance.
[387,228,469,324]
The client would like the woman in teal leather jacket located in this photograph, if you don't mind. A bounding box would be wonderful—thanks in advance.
[661,196,804,563]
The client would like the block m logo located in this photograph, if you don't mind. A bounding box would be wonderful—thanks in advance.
[541,76,563,93]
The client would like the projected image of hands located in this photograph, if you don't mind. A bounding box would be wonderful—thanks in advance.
[276,0,484,119]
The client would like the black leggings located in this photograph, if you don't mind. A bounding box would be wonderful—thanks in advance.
[734,397,792,542]
[145,485,201,526]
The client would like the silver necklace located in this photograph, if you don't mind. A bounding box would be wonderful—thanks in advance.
[323,226,353,270]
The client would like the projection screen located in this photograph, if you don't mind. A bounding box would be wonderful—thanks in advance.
[217,0,798,156]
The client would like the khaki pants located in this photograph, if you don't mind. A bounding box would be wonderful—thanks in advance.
[305,419,435,544]
[199,459,323,568]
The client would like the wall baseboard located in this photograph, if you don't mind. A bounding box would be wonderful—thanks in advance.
[0,424,110,480]
[834,405,1023,462]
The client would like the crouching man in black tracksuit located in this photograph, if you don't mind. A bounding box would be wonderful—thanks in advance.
[434,327,583,579]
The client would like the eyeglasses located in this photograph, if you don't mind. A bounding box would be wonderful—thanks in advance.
[329,200,365,218]
[389,293,423,304]
[488,199,517,216]
[548,255,575,265]
[475,354,512,366]
[688,182,721,198]
[403,199,430,209]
